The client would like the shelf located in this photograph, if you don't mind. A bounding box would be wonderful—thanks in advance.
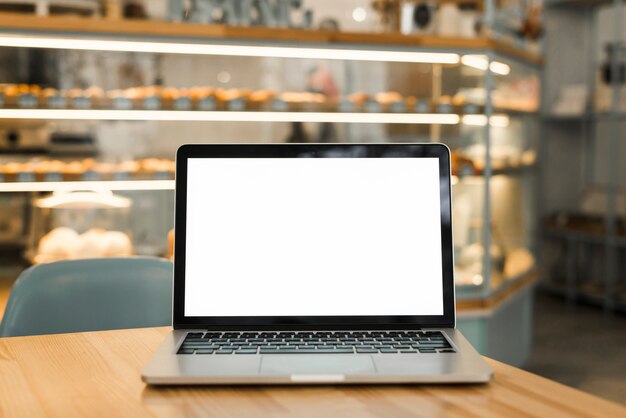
[0,109,465,124]
[544,226,626,247]
[453,163,537,182]
[541,282,626,313]
[542,112,626,122]
[456,267,539,311]
[0,180,174,192]
[0,12,543,66]
[497,108,539,117]
[545,0,612,9]
[0,109,528,125]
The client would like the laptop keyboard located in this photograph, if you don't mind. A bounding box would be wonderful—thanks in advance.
[177,331,455,355]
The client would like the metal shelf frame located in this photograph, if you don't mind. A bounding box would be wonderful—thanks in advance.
[541,0,625,311]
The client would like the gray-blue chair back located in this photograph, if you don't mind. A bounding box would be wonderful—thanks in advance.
[0,257,173,337]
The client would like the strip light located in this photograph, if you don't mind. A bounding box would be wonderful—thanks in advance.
[0,180,175,193]
[461,55,511,75]
[0,109,461,124]
[36,191,132,208]
[462,114,510,127]
[0,34,460,64]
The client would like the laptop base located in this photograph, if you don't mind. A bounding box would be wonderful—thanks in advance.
[142,329,492,385]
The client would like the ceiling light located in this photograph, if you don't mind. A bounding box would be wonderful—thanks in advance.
[36,191,131,209]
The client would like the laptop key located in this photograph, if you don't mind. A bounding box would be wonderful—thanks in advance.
[235,349,258,354]
[178,349,195,354]
[380,349,398,354]
[356,348,378,353]
[196,349,214,354]
[304,348,353,354]
[276,348,299,353]
[216,349,234,354]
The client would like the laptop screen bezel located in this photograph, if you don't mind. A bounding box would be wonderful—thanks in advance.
[173,143,455,330]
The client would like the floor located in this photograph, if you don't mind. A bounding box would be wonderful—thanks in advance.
[0,274,625,406]
[524,291,626,406]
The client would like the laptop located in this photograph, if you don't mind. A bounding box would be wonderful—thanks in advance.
[142,143,492,384]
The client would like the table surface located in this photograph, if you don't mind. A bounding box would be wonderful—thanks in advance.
[1,327,624,418]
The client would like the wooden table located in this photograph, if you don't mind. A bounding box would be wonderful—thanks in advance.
[0,327,624,417]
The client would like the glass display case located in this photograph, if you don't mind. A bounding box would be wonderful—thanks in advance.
[0,10,541,364]
[28,190,133,263]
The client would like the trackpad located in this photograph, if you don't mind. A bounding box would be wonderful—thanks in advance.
[260,355,376,375]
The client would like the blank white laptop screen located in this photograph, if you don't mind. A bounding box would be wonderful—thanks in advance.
[184,157,443,317]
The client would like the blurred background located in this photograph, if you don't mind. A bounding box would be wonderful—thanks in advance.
[0,0,623,405]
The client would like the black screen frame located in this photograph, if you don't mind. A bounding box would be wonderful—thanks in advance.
[173,143,455,330]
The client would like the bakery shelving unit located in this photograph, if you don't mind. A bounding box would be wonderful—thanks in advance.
[0,11,541,365]
[541,0,626,312]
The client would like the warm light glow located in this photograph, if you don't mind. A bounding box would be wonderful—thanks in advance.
[489,61,511,76]
[36,191,131,209]
[461,55,511,75]
[0,180,175,193]
[0,34,460,64]
[461,114,510,127]
[217,71,231,83]
[352,7,367,22]
[0,109,461,124]
[472,274,484,286]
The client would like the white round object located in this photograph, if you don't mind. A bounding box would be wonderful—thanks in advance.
[73,230,107,259]
[49,226,79,241]
[101,231,133,256]
[38,227,80,260]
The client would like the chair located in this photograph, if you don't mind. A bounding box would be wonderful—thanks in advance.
[0,257,173,337]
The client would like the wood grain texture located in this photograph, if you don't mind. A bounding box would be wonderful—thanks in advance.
[0,12,542,65]
[0,327,624,417]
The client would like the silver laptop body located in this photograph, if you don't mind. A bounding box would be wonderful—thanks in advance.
[142,143,492,385]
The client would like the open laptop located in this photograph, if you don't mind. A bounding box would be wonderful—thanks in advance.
[142,143,492,384]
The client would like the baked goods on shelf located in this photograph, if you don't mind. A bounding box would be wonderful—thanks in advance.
[0,158,175,182]
[29,190,134,264]
[279,91,327,111]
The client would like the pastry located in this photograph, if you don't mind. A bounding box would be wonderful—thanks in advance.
[101,230,133,256]
[37,227,80,261]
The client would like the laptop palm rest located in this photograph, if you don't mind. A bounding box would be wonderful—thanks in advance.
[260,355,376,375]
